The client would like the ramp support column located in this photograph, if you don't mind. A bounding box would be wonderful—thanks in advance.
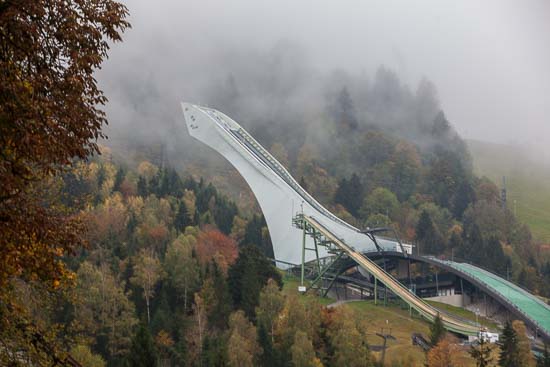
[301,221,306,287]
[375,277,378,305]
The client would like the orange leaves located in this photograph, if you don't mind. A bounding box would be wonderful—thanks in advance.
[195,228,238,273]
[0,0,129,291]
[0,188,83,289]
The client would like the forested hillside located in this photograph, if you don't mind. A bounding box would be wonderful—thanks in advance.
[2,157,386,366]
[2,3,549,364]
[6,145,548,366]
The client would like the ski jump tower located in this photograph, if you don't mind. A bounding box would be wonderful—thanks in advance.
[181,103,404,265]
[181,102,550,340]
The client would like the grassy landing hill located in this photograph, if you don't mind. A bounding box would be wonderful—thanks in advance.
[468,139,550,244]
[282,274,499,366]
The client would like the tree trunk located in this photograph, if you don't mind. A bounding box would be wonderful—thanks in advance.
[146,296,150,324]
[184,286,188,313]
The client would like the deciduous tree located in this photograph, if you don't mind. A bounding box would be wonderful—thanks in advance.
[0,0,129,288]
[291,330,322,367]
[256,278,285,343]
[227,310,261,367]
[512,320,536,367]
[427,336,461,367]
[164,235,200,313]
[131,249,163,324]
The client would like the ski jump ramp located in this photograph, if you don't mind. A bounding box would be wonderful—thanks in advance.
[181,102,550,340]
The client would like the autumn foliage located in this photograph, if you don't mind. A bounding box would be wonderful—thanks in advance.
[196,228,239,272]
[0,0,129,288]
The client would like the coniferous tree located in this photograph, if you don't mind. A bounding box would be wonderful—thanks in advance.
[459,222,484,264]
[201,335,228,367]
[113,167,125,192]
[174,201,192,232]
[127,324,157,367]
[334,173,364,217]
[469,337,493,367]
[452,180,475,219]
[498,321,519,367]
[484,236,510,275]
[137,176,148,197]
[416,210,444,255]
[429,313,446,346]
[207,261,233,330]
[333,86,358,131]
[228,245,281,320]
[258,323,278,367]
[242,215,274,258]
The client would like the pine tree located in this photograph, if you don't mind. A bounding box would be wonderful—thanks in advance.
[127,324,157,367]
[258,324,278,367]
[416,210,444,255]
[137,176,148,197]
[333,86,358,131]
[452,180,475,219]
[207,261,233,330]
[334,173,364,217]
[174,201,192,232]
[429,313,446,346]
[469,337,493,367]
[201,335,228,367]
[113,167,126,192]
[241,215,274,258]
[498,321,519,367]
[484,236,510,275]
[228,245,281,320]
[459,223,484,264]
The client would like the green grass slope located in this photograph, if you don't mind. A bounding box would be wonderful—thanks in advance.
[468,139,550,244]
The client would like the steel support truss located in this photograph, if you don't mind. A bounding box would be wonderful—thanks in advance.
[293,214,350,297]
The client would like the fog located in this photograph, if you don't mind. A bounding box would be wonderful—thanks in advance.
[98,0,550,163]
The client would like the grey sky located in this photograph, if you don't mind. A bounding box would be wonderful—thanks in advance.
[101,0,550,158]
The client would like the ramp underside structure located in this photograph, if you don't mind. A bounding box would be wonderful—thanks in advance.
[181,102,550,340]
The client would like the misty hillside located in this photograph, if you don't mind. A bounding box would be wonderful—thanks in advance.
[468,139,550,244]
